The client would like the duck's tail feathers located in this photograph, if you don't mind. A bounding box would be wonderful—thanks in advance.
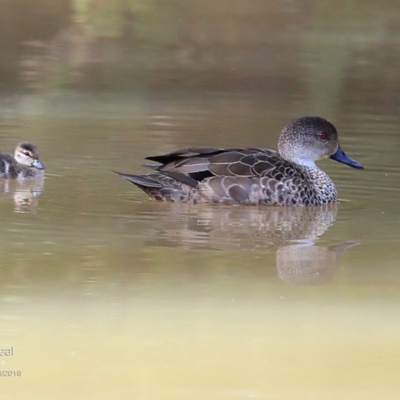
[113,171,163,188]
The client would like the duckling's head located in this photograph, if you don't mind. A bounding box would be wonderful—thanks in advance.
[14,142,45,170]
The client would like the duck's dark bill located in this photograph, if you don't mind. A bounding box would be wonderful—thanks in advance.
[330,146,363,169]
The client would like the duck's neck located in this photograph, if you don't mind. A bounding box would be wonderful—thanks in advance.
[298,164,338,204]
[295,159,318,169]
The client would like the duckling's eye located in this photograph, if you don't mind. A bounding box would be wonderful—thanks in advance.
[318,133,327,140]
[23,151,31,157]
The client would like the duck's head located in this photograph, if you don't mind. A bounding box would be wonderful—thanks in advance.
[14,142,45,170]
[278,116,363,169]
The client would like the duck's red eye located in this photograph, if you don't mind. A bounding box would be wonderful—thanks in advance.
[319,133,327,140]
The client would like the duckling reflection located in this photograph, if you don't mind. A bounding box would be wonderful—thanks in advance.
[137,203,359,285]
[0,177,44,213]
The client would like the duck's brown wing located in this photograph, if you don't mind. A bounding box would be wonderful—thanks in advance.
[206,149,301,179]
[118,148,313,205]
[146,147,300,180]
[146,147,225,175]
[141,148,312,205]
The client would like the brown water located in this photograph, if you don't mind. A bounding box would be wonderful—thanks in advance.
[1,3,400,400]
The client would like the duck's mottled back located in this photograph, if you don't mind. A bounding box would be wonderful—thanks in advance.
[115,116,363,206]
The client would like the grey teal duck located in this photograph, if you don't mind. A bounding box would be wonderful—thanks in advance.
[115,116,363,206]
[0,142,45,179]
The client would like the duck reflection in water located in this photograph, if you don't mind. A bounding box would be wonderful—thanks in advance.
[276,241,359,285]
[0,177,44,213]
[130,203,359,285]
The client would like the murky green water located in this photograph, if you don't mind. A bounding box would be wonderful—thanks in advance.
[1,2,400,399]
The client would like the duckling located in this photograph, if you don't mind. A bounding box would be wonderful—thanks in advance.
[0,142,45,179]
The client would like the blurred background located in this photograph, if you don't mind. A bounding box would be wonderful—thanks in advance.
[0,0,399,105]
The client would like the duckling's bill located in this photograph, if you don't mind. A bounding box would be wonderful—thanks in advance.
[31,159,45,170]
